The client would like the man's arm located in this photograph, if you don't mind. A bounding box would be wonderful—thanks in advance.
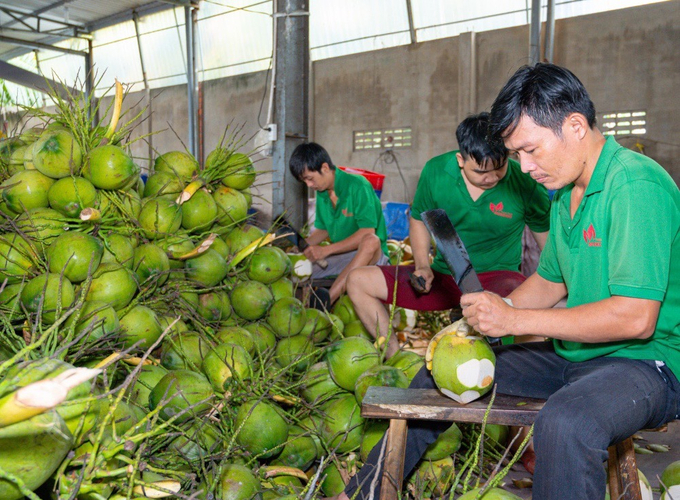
[305,227,376,261]
[531,230,549,250]
[461,289,660,343]
[409,217,435,291]
[305,229,329,246]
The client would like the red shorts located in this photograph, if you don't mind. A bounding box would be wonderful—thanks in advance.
[379,265,526,311]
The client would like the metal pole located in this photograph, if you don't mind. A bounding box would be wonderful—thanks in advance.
[85,38,97,125]
[529,0,541,65]
[271,0,309,228]
[133,11,152,170]
[185,5,199,157]
[405,0,416,44]
[544,0,555,63]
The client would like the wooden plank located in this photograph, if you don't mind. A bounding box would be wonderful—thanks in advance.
[380,419,408,500]
[362,387,545,426]
[614,437,642,500]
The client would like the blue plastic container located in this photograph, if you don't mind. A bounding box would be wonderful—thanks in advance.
[382,202,410,241]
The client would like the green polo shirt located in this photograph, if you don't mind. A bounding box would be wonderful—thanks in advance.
[315,167,389,255]
[411,150,551,274]
[537,137,680,378]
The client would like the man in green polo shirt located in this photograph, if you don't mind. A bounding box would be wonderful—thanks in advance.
[288,142,389,306]
[336,64,679,500]
[344,113,550,357]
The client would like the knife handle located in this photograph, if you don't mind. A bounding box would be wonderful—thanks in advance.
[316,258,328,270]
[409,272,428,294]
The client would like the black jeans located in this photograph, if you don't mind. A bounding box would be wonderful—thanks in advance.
[344,342,680,500]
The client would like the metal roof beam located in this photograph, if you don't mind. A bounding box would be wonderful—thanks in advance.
[0,2,86,34]
[86,1,180,32]
[0,34,86,57]
[0,58,81,99]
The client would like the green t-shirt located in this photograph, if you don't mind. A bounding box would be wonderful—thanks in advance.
[537,137,680,379]
[411,150,551,274]
[315,167,389,255]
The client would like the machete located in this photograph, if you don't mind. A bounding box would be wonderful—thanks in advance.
[274,216,328,269]
[420,209,483,294]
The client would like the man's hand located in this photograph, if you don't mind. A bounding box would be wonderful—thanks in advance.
[303,244,328,263]
[412,266,434,293]
[461,291,515,338]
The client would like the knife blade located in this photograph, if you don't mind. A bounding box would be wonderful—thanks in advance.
[420,209,483,294]
[274,216,328,270]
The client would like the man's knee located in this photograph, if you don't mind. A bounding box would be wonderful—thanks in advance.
[347,267,373,298]
[358,233,381,253]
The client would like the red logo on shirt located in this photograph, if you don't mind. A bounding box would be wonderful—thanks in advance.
[489,202,513,219]
[342,208,354,218]
[583,224,601,247]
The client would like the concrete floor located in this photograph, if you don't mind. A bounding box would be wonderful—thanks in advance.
[499,421,680,499]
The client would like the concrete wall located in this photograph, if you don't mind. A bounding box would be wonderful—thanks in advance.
[10,1,679,212]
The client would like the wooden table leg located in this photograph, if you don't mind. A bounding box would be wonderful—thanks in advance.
[608,437,641,500]
[380,419,408,500]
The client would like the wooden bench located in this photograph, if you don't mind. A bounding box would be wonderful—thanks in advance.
[361,386,641,500]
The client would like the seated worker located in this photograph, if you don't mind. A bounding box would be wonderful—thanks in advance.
[288,142,389,307]
[345,112,550,357]
[331,63,679,500]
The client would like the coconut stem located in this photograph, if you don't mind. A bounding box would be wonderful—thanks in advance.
[174,233,217,260]
[0,367,101,428]
[103,80,123,143]
[175,179,205,205]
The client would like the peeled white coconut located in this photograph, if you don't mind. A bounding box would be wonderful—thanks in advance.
[392,306,417,332]
[287,253,313,283]
[426,318,495,404]
[661,460,680,500]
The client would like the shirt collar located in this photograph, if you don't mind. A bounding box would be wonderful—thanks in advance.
[584,136,622,197]
[332,167,349,198]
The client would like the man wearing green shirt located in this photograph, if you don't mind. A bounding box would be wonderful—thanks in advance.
[345,113,550,357]
[337,64,679,500]
[289,142,389,306]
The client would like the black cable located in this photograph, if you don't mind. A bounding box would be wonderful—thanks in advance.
[256,55,273,130]
[373,149,411,201]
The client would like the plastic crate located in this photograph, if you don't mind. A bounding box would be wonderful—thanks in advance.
[338,166,386,199]
[382,201,410,240]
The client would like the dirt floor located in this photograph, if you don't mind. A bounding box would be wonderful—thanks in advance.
[499,420,680,499]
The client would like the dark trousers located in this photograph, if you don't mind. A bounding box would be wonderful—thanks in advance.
[344,342,680,500]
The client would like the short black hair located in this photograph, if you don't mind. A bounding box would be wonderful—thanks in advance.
[289,142,335,181]
[489,63,596,141]
[456,112,508,170]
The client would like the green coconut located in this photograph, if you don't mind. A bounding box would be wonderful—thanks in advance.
[274,334,314,372]
[186,248,228,287]
[299,361,343,404]
[422,422,463,461]
[319,394,364,453]
[202,342,253,391]
[128,364,169,408]
[213,185,248,227]
[353,364,409,406]
[143,170,184,197]
[47,176,97,217]
[160,331,212,371]
[215,326,256,355]
[84,144,137,189]
[119,305,162,350]
[32,129,82,179]
[197,290,232,322]
[215,463,261,500]
[15,207,65,244]
[0,411,74,500]
[138,197,183,239]
[154,151,199,181]
[1,169,55,213]
[457,487,522,499]
[0,233,36,284]
[220,152,256,190]
[181,188,218,232]
[101,232,135,268]
[247,246,291,284]
[344,319,373,340]
[223,224,264,254]
[360,420,389,462]
[20,272,75,323]
[133,243,170,285]
[386,350,425,382]
[300,308,333,343]
[86,263,137,310]
[47,232,104,283]
[266,297,306,338]
[235,399,289,459]
[326,337,380,391]
[148,369,214,422]
[269,277,294,301]
[270,425,318,471]
[231,280,274,321]
[332,294,359,326]
[243,322,277,354]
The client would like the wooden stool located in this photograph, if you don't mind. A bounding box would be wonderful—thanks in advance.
[361,387,641,500]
